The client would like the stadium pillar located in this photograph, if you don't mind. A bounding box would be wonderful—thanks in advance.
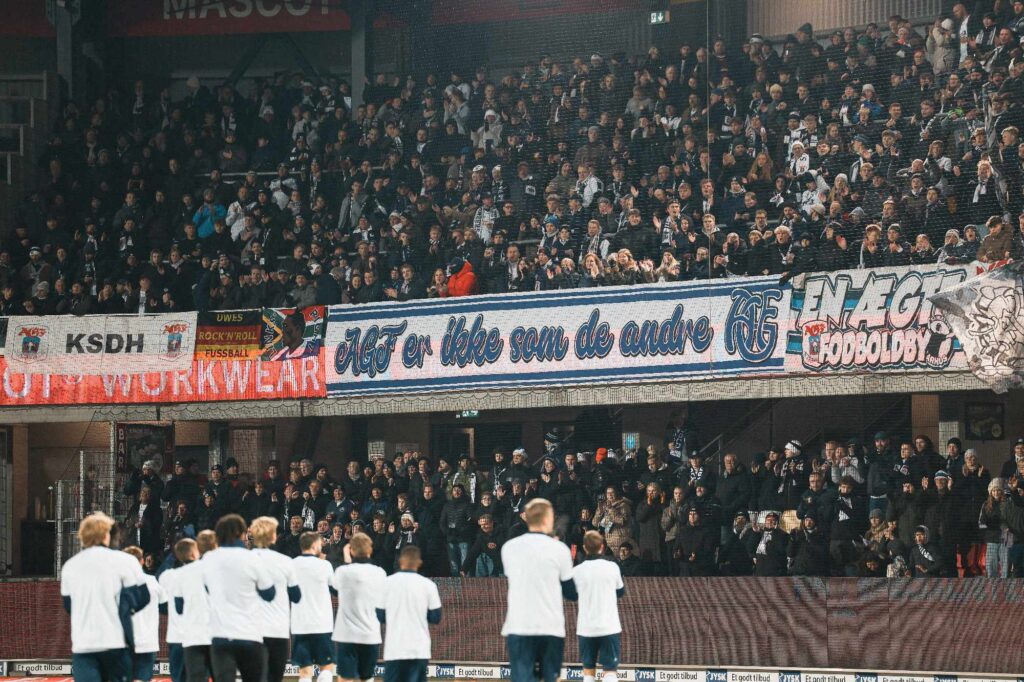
[50,0,85,101]
[350,0,373,110]
[10,425,28,577]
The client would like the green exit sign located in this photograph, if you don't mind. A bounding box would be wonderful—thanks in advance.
[650,10,670,25]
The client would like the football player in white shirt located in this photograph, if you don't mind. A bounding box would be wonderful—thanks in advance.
[376,546,442,682]
[123,546,167,682]
[500,499,576,682]
[250,517,301,682]
[572,532,625,682]
[159,539,193,682]
[331,533,387,682]
[291,532,337,682]
[174,531,216,682]
[202,515,276,682]
[61,513,150,682]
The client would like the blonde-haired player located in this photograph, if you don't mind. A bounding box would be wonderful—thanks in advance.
[500,499,576,682]
[60,513,150,682]
[572,532,624,682]
[123,546,167,682]
[332,532,387,682]
[250,516,300,682]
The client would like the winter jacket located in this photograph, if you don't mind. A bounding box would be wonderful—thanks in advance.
[921,489,960,549]
[829,493,866,542]
[747,527,789,576]
[635,498,667,563]
[444,261,479,297]
[978,500,1006,545]
[594,497,634,554]
[675,522,717,576]
[719,525,754,575]
[439,497,475,543]
[911,534,945,577]
[957,468,991,542]
[788,528,829,576]
[716,467,752,525]
[463,529,504,575]
[887,490,928,548]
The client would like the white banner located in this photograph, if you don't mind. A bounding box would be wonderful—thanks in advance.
[3,313,197,376]
[785,264,974,374]
[929,261,1024,393]
[326,279,791,396]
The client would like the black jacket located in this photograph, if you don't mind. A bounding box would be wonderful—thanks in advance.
[716,467,752,524]
[440,497,475,543]
[748,527,789,576]
[675,522,717,576]
[462,529,504,575]
[787,528,829,576]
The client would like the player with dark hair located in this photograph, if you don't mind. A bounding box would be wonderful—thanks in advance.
[376,546,442,682]
[290,531,336,682]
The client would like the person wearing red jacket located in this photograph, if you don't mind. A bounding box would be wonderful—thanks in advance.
[444,257,478,297]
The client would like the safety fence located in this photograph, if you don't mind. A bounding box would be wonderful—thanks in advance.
[2,577,1023,675]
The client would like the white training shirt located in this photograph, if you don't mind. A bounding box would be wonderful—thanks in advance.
[290,553,335,635]
[132,572,167,654]
[501,532,574,638]
[172,559,212,647]
[158,568,184,645]
[378,571,442,661]
[202,545,274,642]
[331,560,387,644]
[253,547,299,640]
[60,546,146,654]
[571,558,623,637]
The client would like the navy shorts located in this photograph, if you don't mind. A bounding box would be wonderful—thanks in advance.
[72,648,131,682]
[383,659,427,682]
[578,634,620,670]
[336,642,379,680]
[131,652,156,681]
[291,633,335,667]
[506,634,564,682]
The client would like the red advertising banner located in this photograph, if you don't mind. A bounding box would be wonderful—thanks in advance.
[106,0,397,37]
[0,4,54,38]
[0,351,326,406]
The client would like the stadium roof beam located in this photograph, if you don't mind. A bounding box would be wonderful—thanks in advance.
[0,370,987,424]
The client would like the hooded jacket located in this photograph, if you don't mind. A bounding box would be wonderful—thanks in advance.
[444,260,479,297]
[910,527,944,576]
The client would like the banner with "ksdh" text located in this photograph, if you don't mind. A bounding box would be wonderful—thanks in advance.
[3,313,198,376]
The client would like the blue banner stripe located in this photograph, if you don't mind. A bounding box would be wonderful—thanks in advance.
[327,357,783,395]
[327,280,772,321]
[328,286,761,322]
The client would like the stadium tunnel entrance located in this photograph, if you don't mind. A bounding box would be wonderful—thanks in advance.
[3,387,1023,577]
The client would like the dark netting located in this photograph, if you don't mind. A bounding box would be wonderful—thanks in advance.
[824,577,890,671]
[5,576,1024,674]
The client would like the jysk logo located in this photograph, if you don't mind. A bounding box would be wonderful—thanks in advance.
[707,671,728,682]
[373,666,385,677]
[499,667,512,679]
[933,676,957,682]
[635,668,656,681]
[780,673,802,682]
[434,665,456,678]
[855,675,877,682]
[0,661,8,677]
[565,667,584,680]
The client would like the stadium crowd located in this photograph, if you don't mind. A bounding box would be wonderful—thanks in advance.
[120,425,1024,581]
[8,4,1024,315]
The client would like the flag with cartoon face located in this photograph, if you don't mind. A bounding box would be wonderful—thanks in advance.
[929,261,1024,393]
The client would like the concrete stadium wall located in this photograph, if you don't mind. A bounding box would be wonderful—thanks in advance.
[3,577,1023,674]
